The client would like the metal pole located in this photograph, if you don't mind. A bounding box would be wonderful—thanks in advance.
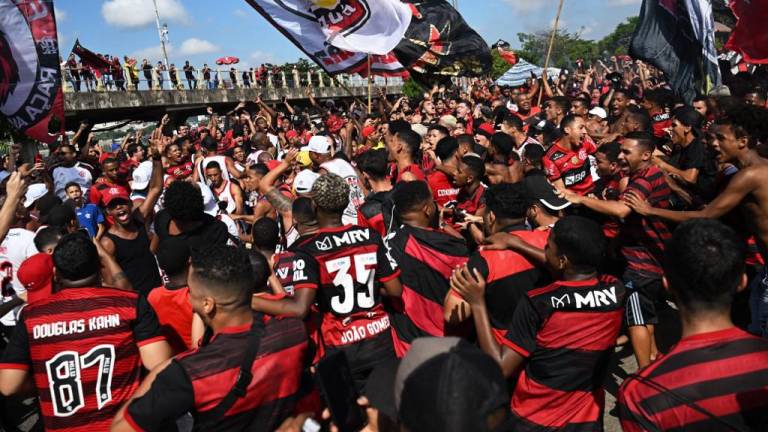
[538,0,565,107]
[153,0,170,68]
[367,55,372,114]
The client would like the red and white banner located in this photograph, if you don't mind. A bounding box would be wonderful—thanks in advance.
[244,0,408,77]
[0,0,64,144]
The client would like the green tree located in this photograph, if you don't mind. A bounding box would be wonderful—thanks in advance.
[516,29,599,69]
[491,49,514,80]
[401,77,424,99]
[596,16,639,57]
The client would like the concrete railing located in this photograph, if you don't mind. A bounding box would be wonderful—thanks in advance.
[61,65,403,93]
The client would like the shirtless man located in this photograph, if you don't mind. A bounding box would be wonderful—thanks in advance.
[625,103,768,335]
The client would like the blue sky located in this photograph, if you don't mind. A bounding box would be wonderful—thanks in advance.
[54,0,642,69]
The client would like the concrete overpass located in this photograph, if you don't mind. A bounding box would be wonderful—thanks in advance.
[63,79,404,128]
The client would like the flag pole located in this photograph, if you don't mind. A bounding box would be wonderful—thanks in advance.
[367,54,373,114]
[538,0,565,107]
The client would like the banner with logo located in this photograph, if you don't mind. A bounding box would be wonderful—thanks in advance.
[0,0,64,144]
[243,0,491,83]
[244,0,408,77]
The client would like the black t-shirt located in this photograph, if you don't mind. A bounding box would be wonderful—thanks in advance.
[669,137,718,206]
[154,209,230,253]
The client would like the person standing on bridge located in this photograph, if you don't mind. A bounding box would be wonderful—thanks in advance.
[183,61,197,90]
[169,64,179,90]
[141,59,153,91]
[155,61,166,90]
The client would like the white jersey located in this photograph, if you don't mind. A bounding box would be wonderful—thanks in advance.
[52,163,92,199]
[212,180,238,214]
[198,155,231,185]
[321,158,363,226]
[0,228,38,326]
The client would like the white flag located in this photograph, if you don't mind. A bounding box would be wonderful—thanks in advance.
[245,0,408,75]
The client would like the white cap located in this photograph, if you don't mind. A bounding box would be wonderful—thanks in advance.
[588,107,608,119]
[307,135,331,155]
[24,183,48,208]
[132,161,153,190]
[267,133,279,147]
[294,169,320,195]
[198,182,218,216]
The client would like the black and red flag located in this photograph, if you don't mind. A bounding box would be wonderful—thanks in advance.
[629,0,721,103]
[72,39,111,78]
[243,0,491,85]
[0,0,64,144]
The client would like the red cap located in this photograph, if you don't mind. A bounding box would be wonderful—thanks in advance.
[362,126,376,139]
[102,186,131,207]
[266,160,281,171]
[326,115,345,133]
[478,123,495,136]
[286,130,298,140]
[18,254,54,304]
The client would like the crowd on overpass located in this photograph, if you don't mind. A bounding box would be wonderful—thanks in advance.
[62,55,396,93]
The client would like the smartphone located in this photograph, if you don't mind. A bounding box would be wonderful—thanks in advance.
[315,351,366,432]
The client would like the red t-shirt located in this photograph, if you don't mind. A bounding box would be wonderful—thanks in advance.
[147,285,193,353]
[427,171,459,207]
[396,163,426,183]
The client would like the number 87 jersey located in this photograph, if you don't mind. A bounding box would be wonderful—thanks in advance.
[0,286,165,432]
[291,226,400,348]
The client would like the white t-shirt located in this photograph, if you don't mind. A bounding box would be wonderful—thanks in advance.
[0,228,38,326]
[321,158,363,226]
[52,163,92,199]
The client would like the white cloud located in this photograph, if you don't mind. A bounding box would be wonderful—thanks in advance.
[131,43,173,61]
[250,50,277,65]
[55,7,67,22]
[58,33,67,51]
[234,8,248,18]
[101,0,188,29]
[607,0,641,5]
[179,38,219,55]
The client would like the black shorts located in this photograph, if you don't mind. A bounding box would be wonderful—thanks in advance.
[623,272,663,327]
[325,330,395,392]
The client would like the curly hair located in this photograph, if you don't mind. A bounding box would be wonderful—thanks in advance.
[164,181,205,222]
[191,245,254,305]
[311,173,349,214]
[53,233,98,281]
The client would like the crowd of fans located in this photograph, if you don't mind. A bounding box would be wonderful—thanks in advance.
[63,54,329,92]
[1,56,768,431]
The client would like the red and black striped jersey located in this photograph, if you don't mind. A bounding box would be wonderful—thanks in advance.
[357,191,394,237]
[290,225,400,348]
[125,314,309,432]
[385,224,468,357]
[543,138,597,196]
[618,327,768,431]
[503,276,626,430]
[0,286,164,432]
[619,166,672,277]
[466,225,548,342]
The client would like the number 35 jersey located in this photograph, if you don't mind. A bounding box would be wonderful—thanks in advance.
[291,226,400,348]
[0,287,165,432]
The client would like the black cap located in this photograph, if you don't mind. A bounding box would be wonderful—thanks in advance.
[524,176,571,211]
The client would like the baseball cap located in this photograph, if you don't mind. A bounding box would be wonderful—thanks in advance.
[588,107,608,119]
[307,135,331,154]
[102,187,131,207]
[18,253,54,304]
[265,160,281,171]
[477,123,495,136]
[524,176,571,211]
[286,130,299,140]
[389,337,510,432]
[293,169,320,195]
[296,150,312,168]
[362,125,376,140]
[24,183,49,208]
[131,160,153,190]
